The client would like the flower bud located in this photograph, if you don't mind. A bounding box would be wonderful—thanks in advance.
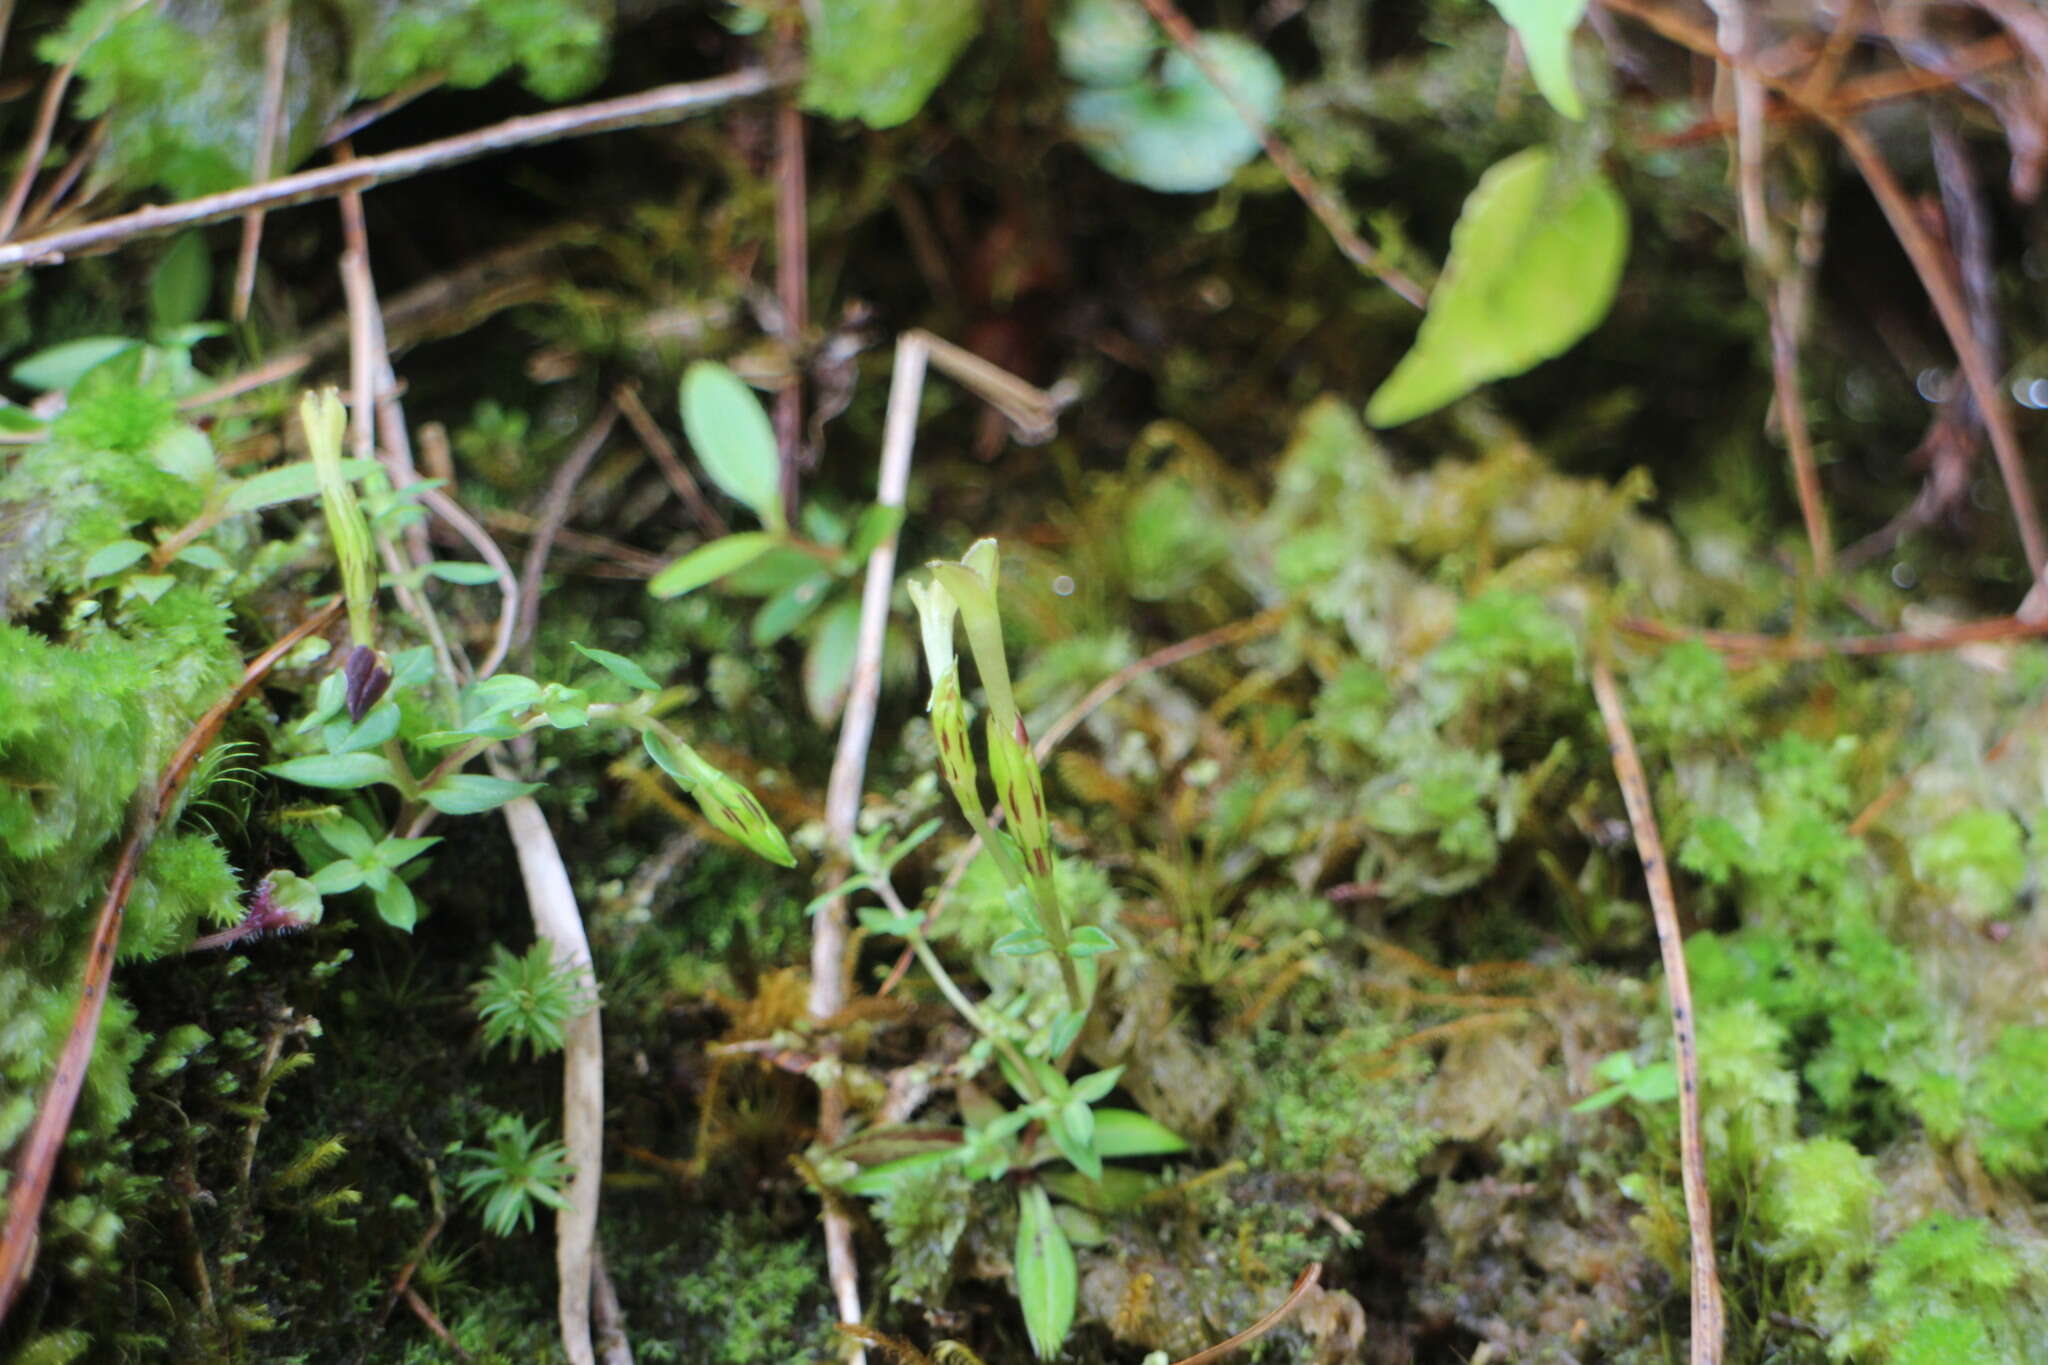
[987,714,1052,881]
[929,662,983,823]
[642,728,796,867]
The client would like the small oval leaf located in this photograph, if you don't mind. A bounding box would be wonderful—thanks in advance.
[420,773,542,816]
[680,362,784,530]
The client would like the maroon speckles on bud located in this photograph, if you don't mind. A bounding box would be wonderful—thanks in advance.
[343,644,393,723]
[184,876,317,953]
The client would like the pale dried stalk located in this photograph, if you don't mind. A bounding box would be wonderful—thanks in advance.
[0,67,786,269]
[232,0,292,321]
[1590,659,1723,1365]
[501,794,604,1365]
[1711,0,1833,575]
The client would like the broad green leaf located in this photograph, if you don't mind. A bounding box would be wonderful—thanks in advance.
[803,598,863,725]
[1040,1167,1158,1212]
[83,539,151,580]
[1366,147,1628,427]
[1068,1066,1124,1106]
[680,362,783,530]
[225,457,380,515]
[10,336,139,390]
[150,231,213,332]
[420,773,541,816]
[268,751,398,790]
[310,859,366,895]
[1091,1109,1190,1159]
[855,907,923,937]
[151,423,214,483]
[750,573,832,646]
[1014,1185,1077,1359]
[317,816,378,861]
[572,642,661,691]
[1068,35,1282,194]
[1490,0,1589,120]
[327,699,400,755]
[992,929,1052,957]
[648,531,779,599]
[1067,924,1118,958]
[377,836,440,869]
[374,878,418,932]
[800,0,981,129]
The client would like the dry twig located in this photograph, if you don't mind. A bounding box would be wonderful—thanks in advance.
[1590,657,1723,1365]
[0,67,787,270]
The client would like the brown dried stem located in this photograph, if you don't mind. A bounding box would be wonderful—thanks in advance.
[0,601,342,1324]
[0,67,787,270]
[232,0,292,321]
[1590,657,1724,1365]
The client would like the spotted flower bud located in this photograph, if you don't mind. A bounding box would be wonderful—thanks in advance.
[642,728,796,868]
[342,644,392,723]
[930,662,983,823]
[987,714,1052,881]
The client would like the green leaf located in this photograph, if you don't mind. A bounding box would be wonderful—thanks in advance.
[1014,1186,1077,1359]
[150,231,213,332]
[572,642,661,692]
[800,0,981,129]
[225,457,379,515]
[1490,0,1589,119]
[855,907,923,937]
[426,560,501,586]
[841,1148,959,1197]
[1067,924,1118,958]
[374,878,418,932]
[1057,0,1159,86]
[847,502,906,561]
[376,836,441,869]
[803,598,863,725]
[1091,1109,1190,1159]
[268,752,398,791]
[1366,147,1628,426]
[1068,1066,1123,1106]
[10,336,140,391]
[751,572,833,646]
[83,539,151,580]
[420,773,542,816]
[328,700,400,755]
[679,362,783,531]
[173,544,233,573]
[317,816,378,861]
[1068,34,1283,194]
[310,859,366,895]
[992,929,1053,957]
[648,531,779,599]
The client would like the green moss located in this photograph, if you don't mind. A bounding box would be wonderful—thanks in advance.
[671,1214,835,1365]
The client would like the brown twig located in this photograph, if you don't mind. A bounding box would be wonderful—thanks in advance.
[403,1287,472,1363]
[232,0,292,322]
[515,406,621,664]
[0,67,788,270]
[1168,1262,1324,1365]
[16,116,107,237]
[0,600,342,1323]
[1590,657,1723,1365]
[1131,0,1426,309]
[1620,609,2048,659]
[772,15,809,522]
[614,382,727,538]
